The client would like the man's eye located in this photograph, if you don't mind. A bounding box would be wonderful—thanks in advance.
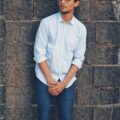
[59,0,71,2]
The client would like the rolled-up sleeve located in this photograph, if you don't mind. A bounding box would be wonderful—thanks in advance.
[33,19,49,63]
[72,26,87,69]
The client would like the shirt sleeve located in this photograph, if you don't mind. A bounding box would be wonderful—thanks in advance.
[72,26,87,69]
[33,19,49,63]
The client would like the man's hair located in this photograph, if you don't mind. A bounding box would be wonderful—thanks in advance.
[74,0,80,2]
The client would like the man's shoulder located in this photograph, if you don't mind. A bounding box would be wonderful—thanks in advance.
[42,12,59,22]
[74,17,87,31]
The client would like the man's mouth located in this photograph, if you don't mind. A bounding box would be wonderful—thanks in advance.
[60,6,66,8]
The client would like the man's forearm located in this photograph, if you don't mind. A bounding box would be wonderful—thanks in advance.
[38,60,53,82]
[62,64,79,86]
[38,61,79,87]
[48,64,79,96]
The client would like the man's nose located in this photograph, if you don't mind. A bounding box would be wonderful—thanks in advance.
[60,0,66,4]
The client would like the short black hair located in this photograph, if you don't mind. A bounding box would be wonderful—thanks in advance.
[74,0,80,2]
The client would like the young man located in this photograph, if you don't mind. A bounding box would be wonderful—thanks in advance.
[33,0,87,120]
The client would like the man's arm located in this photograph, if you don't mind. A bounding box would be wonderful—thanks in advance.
[63,26,87,86]
[34,19,58,87]
[62,64,79,86]
[38,60,58,87]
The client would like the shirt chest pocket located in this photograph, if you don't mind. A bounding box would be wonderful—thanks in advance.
[67,35,79,51]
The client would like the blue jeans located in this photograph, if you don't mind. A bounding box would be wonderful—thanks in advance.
[34,78,75,120]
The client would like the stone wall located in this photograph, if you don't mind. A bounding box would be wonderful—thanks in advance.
[0,0,120,120]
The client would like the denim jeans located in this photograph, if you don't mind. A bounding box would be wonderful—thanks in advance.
[34,78,75,120]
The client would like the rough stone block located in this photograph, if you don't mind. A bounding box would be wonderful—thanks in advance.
[84,22,96,44]
[90,0,115,20]
[8,106,30,120]
[112,0,120,20]
[0,105,5,118]
[0,65,5,84]
[7,42,34,65]
[76,66,93,87]
[34,0,58,19]
[30,85,37,105]
[73,107,93,120]
[0,118,5,120]
[0,85,5,104]
[75,83,119,106]
[0,38,5,64]
[30,105,38,120]
[7,65,34,87]
[6,21,38,45]
[7,86,31,107]
[0,0,4,15]
[85,44,118,64]
[75,0,91,21]
[112,106,120,120]
[98,87,119,105]
[94,66,120,87]
[7,86,31,120]
[0,20,5,37]
[6,22,39,65]
[93,107,112,120]
[76,86,99,105]
[96,22,120,44]
[5,0,33,20]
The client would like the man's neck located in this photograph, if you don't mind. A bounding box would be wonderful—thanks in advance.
[60,11,74,23]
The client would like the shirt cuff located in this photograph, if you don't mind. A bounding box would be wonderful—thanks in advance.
[72,59,82,69]
[33,56,47,63]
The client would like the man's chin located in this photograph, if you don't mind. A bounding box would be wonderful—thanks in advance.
[60,11,69,14]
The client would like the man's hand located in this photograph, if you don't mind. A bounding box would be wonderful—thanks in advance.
[47,79,58,89]
[48,64,79,96]
[48,81,66,96]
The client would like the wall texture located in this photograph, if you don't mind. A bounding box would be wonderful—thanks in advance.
[0,0,120,120]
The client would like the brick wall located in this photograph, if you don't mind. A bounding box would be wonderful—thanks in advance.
[0,0,120,120]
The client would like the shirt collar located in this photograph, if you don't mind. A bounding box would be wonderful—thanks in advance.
[58,12,76,25]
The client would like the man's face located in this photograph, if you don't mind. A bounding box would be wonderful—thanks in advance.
[58,0,80,14]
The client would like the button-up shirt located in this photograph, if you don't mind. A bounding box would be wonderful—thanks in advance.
[33,12,87,88]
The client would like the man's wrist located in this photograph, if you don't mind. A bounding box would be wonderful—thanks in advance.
[62,79,69,87]
[46,76,53,83]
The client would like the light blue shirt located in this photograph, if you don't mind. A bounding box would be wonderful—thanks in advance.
[33,12,87,88]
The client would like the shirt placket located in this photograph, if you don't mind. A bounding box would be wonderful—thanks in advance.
[55,22,66,78]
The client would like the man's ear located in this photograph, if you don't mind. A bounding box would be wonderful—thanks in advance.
[74,1,80,8]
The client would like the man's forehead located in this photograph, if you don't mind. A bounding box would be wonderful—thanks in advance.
[58,0,75,2]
